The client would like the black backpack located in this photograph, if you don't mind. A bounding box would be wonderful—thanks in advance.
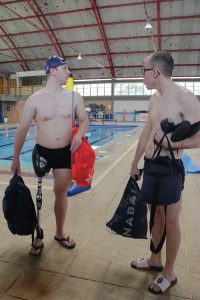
[2,173,37,236]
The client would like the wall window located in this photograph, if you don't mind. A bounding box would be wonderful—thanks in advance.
[194,82,200,95]
[83,84,90,96]
[74,82,112,96]
[129,83,136,95]
[75,84,83,96]
[185,82,194,93]
[91,84,98,96]
[67,80,200,97]
[98,83,104,96]
[104,83,112,96]
[121,83,129,95]
[135,82,143,95]
[114,83,121,95]
[175,81,200,95]
[175,81,185,87]
[114,82,151,95]
[21,76,44,86]
[143,86,152,95]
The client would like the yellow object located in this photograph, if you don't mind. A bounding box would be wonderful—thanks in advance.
[66,75,74,90]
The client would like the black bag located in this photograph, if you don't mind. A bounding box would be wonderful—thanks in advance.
[140,134,183,253]
[2,173,37,236]
[140,136,182,206]
[106,177,147,239]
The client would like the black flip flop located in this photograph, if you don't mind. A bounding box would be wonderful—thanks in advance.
[54,236,76,249]
[29,243,44,256]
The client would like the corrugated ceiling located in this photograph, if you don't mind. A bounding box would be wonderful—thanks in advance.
[0,0,200,79]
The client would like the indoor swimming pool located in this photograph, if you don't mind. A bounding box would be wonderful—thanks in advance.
[0,124,137,168]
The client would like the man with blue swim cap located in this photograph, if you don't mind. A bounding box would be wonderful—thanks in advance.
[11,55,89,255]
[45,55,69,74]
[130,51,200,295]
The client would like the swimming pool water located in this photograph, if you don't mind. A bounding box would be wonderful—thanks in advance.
[0,125,136,167]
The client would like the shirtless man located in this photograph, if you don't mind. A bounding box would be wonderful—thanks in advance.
[11,55,89,255]
[130,51,200,294]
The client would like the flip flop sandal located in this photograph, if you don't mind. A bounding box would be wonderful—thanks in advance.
[148,275,178,294]
[131,257,163,272]
[54,236,76,249]
[29,243,44,256]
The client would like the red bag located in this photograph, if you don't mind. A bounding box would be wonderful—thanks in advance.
[71,127,95,186]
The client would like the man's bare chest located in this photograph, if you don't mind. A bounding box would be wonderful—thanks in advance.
[36,97,73,121]
[150,102,183,126]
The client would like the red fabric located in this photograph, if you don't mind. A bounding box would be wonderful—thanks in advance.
[71,127,95,186]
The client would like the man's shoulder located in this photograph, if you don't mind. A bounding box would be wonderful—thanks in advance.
[72,90,83,103]
[176,85,198,103]
[31,87,47,98]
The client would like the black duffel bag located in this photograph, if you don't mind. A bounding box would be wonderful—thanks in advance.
[106,177,147,239]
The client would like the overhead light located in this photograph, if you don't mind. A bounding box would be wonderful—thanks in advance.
[144,22,153,32]
[77,53,82,60]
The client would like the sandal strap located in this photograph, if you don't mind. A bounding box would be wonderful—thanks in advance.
[31,243,44,250]
[135,257,148,268]
[153,275,171,292]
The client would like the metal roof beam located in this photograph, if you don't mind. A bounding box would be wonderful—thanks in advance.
[0,25,29,70]
[0,1,156,23]
[1,13,200,36]
[1,10,200,25]
[156,0,161,50]
[1,31,200,46]
[1,48,200,64]
[0,8,92,23]
[89,0,115,78]
[27,0,64,58]
[1,61,199,70]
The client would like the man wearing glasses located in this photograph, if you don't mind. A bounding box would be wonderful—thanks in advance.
[130,51,200,294]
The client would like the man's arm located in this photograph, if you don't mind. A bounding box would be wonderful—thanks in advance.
[70,92,89,153]
[130,115,152,177]
[130,100,153,177]
[170,131,200,149]
[156,92,200,150]
[11,96,36,173]
[172,92,200,149]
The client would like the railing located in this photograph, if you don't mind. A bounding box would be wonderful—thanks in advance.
[9,86,43,97]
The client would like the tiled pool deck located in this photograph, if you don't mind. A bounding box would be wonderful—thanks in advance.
[0,123,200,300]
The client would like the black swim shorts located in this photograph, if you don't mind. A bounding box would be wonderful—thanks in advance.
[35,144,71,169]
[144,156,185,190]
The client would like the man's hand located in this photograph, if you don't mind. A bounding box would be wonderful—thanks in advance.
[130,163,141,180]
[70,134,82,153]
[11,158,21,174]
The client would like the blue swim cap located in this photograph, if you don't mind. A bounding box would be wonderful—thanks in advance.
[45,55,69,74]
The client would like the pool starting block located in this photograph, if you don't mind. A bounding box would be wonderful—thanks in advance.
[67,182,91,197]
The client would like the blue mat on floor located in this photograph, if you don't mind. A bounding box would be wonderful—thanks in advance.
[67,182,91,196]
[182,152,200,175]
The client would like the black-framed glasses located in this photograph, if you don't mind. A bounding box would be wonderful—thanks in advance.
[141,68,154,75]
